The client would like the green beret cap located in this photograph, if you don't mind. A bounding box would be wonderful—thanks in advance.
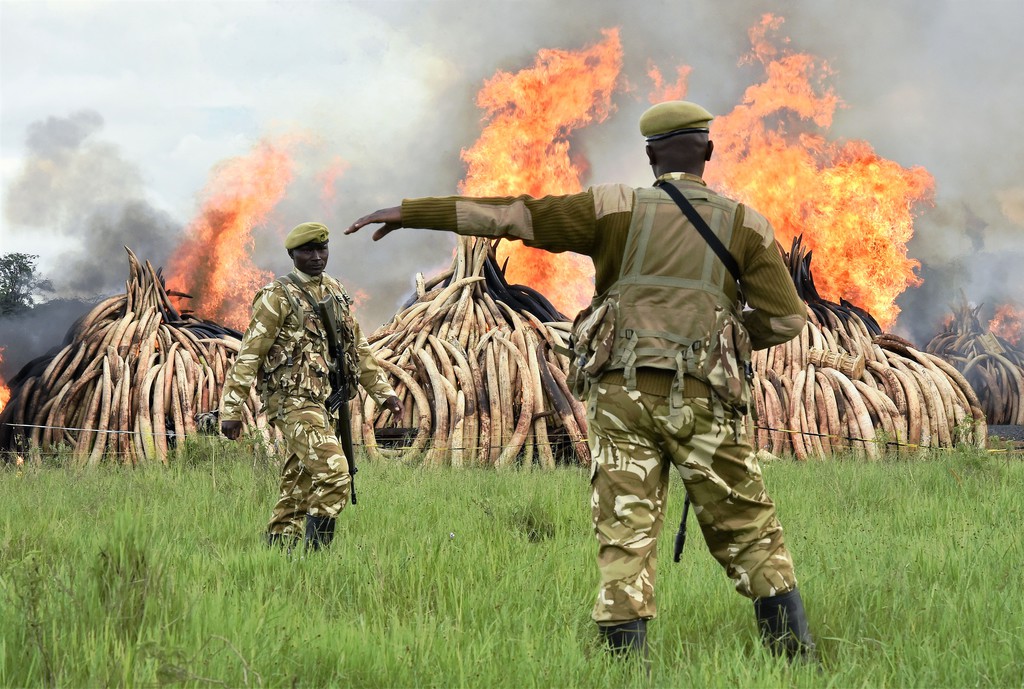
[639,101,714,141]
[285,222,329,249]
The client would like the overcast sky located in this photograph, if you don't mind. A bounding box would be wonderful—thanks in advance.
[1,0,1023,369]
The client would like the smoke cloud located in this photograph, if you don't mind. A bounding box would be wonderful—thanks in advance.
[1,110,181,373]
[5,110,179,297]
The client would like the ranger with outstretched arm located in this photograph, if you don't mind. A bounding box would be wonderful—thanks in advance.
[345,101,817,666]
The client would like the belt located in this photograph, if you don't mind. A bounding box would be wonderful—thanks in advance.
[599,368,711,398]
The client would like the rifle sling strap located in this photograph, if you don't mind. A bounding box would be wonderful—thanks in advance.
[280,273,326,323]
[279,272,350,354]
[656,182,739,566]
[655,180,742,287]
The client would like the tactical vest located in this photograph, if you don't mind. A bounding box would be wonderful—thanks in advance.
[604,184,745,394]
[258,273,360,404]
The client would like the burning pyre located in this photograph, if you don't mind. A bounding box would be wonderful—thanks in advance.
[925,298,1024,426]
[0,19,1003,465]
[0,240,590,468]
[0,248,268,463]
[748,238,987,459]
[358,237,587,467]
[0,236,997,467]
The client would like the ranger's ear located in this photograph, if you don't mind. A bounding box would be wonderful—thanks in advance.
[646,144,656,167]
[705,140,715,162]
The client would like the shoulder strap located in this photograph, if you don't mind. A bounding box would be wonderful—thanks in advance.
[655,180,742,286]
[279,272,323,315]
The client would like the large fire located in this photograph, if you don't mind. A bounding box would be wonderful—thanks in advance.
[159,15,932,332]
[459,29,622,316]
[457,16,932,328]
[0,348,9,415]
[990,304,1023,346]
[706,15,934,328]
[166,139,296,330]
[647,62,691,103]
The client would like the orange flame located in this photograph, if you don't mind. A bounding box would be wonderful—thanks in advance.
[462,18,933,327]
[349,288,370,316]
[318,156,351,207]
[166,138,295,330]
[459,29,623,317]
[990,304,1023,346]
[0,347,9,415]
[705,14,934,328]
[647,62,692,102]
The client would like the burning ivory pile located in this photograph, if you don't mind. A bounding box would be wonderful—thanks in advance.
[925,298,1024,425]
[364,234,987,466]
[747,237,987,459]
[0,248,266,463]
[0,235,989,467]
[359,237,589,467]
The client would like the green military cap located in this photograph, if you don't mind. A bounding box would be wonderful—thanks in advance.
[285,222,330,249]
[639,101,714,141]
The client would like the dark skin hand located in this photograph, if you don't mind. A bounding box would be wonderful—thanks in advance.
[222,419,243,439]
[345,207,403,241]
[382,394,404,420]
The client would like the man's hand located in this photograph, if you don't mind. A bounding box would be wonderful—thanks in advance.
[346,206,402,241]
[383,395,405,424]
[221,419,243,440]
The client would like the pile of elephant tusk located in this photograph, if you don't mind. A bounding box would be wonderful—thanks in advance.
[925,297,1024,425]
[0,236,998,467]
[750,238,987,459]
[359,237,589,467]
[0,247,265,463]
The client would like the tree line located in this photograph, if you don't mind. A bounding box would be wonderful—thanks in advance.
[0,253,52,317]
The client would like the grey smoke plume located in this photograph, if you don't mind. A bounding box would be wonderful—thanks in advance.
[0,299,94,378]
[5,110,179,297]
[1,111,180,375]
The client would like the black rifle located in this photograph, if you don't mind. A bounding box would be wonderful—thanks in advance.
[673,495,690,563]
[318,296,358,505]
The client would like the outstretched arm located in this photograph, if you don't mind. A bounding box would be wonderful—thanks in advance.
[349,191,611,256]
[346,206,403,241]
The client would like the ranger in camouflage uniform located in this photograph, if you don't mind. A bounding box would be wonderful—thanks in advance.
[221,222,403,552]
[345,101,816,664]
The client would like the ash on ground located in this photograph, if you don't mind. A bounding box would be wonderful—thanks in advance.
[987,425,1024,444]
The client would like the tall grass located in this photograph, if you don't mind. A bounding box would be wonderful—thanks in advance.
[1,438,1022,688]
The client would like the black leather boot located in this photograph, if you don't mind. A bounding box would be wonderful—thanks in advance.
[754,588,818,663]
[303,514,336,552]
[599,619,650,673]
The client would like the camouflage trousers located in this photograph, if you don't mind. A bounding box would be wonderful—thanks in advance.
[266,404,351,539]
[589,381,797,624]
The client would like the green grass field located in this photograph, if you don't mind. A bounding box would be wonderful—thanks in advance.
[2,439,1023,688]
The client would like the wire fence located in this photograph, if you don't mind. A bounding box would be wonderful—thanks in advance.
[2,419,1022,463]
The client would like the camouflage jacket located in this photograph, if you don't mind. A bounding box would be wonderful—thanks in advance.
[220,269,396,422]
